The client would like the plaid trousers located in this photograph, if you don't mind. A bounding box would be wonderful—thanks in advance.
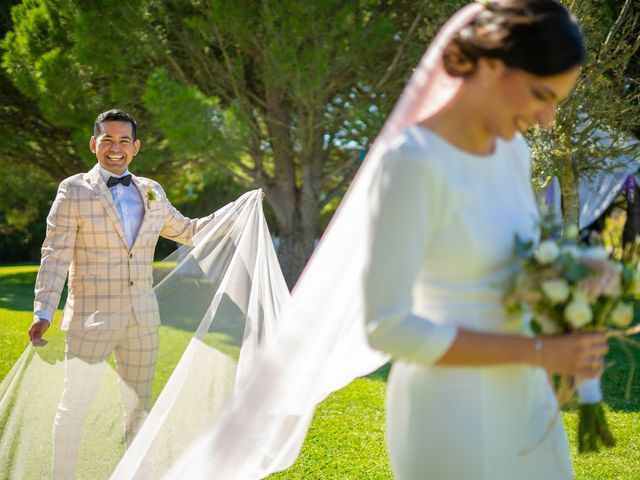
[52,313,158,480]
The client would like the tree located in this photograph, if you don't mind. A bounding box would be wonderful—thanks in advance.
[0,0,79,261]
[3,0,445,285]
[0,0,249,261]
[528,0,640,226]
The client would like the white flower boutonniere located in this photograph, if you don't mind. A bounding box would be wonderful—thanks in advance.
[145,187,157,208]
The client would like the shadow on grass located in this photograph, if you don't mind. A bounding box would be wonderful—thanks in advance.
[0,262,246,367]
[0,270,68,313]
[0,271,38,312]
[157,283,246,358]
[365,362,391,382]
[602,334,640,412]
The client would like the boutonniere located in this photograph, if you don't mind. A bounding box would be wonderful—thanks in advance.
[145,187,157,208]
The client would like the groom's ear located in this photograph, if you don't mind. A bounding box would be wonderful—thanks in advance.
[133,139,141,156]
[89,136,97,154]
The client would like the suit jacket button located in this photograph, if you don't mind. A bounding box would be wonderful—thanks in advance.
[129,253,133,259]
[130,281,134,286]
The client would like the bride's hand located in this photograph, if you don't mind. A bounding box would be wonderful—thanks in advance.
[534,332,608,378]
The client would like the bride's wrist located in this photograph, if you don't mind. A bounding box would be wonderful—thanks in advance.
[531,337,544,367]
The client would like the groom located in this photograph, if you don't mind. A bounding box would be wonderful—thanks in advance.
[29,109,224,479]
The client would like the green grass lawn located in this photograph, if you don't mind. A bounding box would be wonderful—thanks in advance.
[1,265,639,479]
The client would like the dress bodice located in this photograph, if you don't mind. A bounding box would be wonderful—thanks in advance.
[364,126,541,366]
[406,126,540,334]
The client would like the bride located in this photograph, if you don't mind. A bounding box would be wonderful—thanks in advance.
[126,1,609,479]
[363,1,607,478]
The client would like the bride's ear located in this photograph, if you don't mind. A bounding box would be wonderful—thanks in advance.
[474,57,505,86]
[442,40,477,77]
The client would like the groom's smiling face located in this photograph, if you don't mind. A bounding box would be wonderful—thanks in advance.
[90,121,141,176]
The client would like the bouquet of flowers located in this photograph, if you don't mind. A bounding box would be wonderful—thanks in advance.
[503,224,640,453]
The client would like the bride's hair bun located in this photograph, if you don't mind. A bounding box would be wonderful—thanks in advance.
[442,0,587,77]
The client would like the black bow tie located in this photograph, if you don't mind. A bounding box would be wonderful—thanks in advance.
[107,174,132,188]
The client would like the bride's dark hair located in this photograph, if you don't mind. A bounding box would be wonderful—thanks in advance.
[443,0,587,77]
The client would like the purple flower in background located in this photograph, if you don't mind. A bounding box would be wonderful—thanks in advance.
[545,182,556,206]
[623,174,637,203]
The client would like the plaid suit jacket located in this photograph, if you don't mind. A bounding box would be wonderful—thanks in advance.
[34,164,217,330]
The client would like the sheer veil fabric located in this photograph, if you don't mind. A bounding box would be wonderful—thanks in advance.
[157,4,484,479]
[0,190,290,479]
[0,4,484,479]
[109,189,291,479]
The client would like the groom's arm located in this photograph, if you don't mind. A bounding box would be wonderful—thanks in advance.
[32,180,78,335]
[157,184,234,246]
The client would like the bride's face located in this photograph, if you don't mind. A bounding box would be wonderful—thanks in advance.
[487,65,581,140]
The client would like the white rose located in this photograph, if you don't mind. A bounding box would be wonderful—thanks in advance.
[610,303,634,328]
[541,279,571,304]
[534,240,560,264]
[564,298,593,329]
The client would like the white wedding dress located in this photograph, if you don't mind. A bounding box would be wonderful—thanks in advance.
[364,126,572,480]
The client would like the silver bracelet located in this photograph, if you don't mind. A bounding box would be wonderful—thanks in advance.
[534,338,544,366]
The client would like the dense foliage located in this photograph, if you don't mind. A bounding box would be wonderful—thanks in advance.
[1,0,638,281]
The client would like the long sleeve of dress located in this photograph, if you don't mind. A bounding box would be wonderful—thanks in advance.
[364,147,457,365]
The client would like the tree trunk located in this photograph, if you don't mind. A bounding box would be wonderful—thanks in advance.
[559,156,580,227]
[259,84,326,288]
[264,157,322,288]
[277,208,318,289]
[623,186,640,246]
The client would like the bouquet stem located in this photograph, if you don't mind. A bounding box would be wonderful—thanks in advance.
[578,403,615,452]
[576,377,615,453]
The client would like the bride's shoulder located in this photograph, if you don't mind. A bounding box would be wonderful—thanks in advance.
[505,133,532,170]
[383,125,442,167]
[378,127,448,190]
[509,133,530,155]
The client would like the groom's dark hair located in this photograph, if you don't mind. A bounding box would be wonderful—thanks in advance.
[94,109,138,140]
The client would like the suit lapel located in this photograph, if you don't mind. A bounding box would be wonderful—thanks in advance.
[85,165,128,248]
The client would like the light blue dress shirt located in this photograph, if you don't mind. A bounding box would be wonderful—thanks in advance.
[97,165,145,250]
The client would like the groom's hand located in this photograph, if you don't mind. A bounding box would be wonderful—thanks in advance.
[29,319,50,347]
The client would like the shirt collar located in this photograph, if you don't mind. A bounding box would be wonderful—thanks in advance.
[98,164,131,184]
